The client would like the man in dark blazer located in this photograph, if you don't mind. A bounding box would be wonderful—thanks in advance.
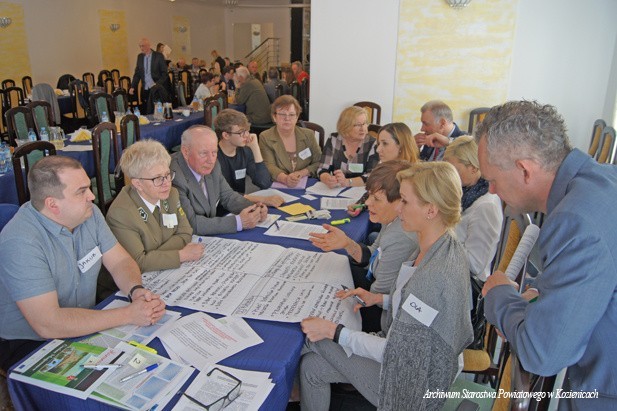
[170,125,268,235]
[130,37,168,113]
[414,100,466,161]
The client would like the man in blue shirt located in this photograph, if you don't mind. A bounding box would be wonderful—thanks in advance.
[477,101,617,409]
[0,156,165,372]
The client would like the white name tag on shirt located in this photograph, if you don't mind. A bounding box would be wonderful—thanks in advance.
[348,163,364,173]
[298,147,311,160]
[162,213,178,228]
[235,168,247,179]
[78,246,102,273]
[402,293,439,327]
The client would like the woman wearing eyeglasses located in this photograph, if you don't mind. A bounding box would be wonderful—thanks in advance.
[259,95,322,188]
[318,106,379,189]
[106,140,204,273]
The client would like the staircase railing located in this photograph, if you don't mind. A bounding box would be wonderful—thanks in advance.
[244,37,280,74]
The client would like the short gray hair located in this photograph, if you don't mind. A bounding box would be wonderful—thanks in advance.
[474,100,572,171]
[181,125,216,148]
[421,100,453,123]
[235,66,249,80]
[119,140,170,179]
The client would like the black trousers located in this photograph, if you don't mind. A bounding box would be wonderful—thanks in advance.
[0,338,45,373]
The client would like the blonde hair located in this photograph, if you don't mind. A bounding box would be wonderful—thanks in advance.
[379,123,420,164]
[119,140,171,179]
[336,106,366,137]
[396,162,462,229]
[443,135,479,169]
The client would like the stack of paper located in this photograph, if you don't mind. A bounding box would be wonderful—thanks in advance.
[305,181,345,197]
[159,312,263,371]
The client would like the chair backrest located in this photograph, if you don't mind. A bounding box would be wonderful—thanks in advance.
[4,86,25,109]
[89,92,114,124]
[120,114,140,150]
[119,76,131,93]
[82,72,96,90]
[91,122,120,215]
[0,203,19,233]
[112,89,129,113]
[27,100,54,135]
[21,76,33,96]
[56,74,76,90]
[367,123,380,139]
[103,78,114,94]
[290,81,302,103]
[31,83,61,125]
[176,81,187,107]
[204,100,221,129]
[179,70,193,101]
[2,79,16,89]
[494,206,534,288]
[300,120,325,149]
[146,84,171,115]
[110,69,120,85]
[595,125,616,164]
[11,141,56,205]
[587,119,606,157]
[68,79,90,119]
[0,89,5,133]
[6,106,35,146]
[353,101,382,125]
[214,91,228,110]
[97,70,111,87]
[275,83,284,99]
[468,107,490,134]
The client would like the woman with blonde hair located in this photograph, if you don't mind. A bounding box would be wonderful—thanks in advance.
[300,162,473,410]
[318,106,379,189]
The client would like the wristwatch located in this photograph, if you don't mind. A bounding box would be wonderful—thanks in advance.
[333,323,345,344]
[127,285,145,302]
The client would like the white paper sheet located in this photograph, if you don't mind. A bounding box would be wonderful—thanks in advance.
[249,188,299,204]
[60,144,93,152]
[255,213,280,228]
[263,220,327,240]
[271,175,308,190]
[305,181,345,197]
[339,186,367,199]
[320,197,356,210]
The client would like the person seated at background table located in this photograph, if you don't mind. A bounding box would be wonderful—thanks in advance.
[105,140,205,273]
[264,67,290,103]
[194,72,215,101]
[347,122,420,217]
[171,125,268,236]
[300,162,473,410]
[414,100,466,161]
[247,60,261,82]
[222,66,236,91]
[0,156,166,373]
[214,109,283,207]
[234,66,272,125]
[318,106,379,189]
[292,61,310,83]
[259,95,322,187]
[309,160,418,332]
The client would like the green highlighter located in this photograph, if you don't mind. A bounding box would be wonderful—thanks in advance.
[331,218,350,226]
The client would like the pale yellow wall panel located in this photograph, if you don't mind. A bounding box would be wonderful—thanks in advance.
[99,9,128,76]
[0,2,31,84]
[394,0,518,132]
[172,16,191,62]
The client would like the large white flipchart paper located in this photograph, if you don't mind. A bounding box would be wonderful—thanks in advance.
[142,237,361,329]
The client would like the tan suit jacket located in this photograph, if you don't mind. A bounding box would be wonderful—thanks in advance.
[106,186,193,272]
[258,126,322,179]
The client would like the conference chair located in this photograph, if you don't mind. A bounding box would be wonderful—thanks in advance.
[587,119,606,158]
[97,70,111,87]
[120,114,140,150]
[12,141,56,205]
[82,72,96,90]
[118,76,131,93]
[354,101,381,125]
[56,74,76,90]
[3,86,25,109]
[91,122,120,215]
[1,79,16,89]
[176,81,187,107]
[27,100,55,136]
[204,99,221,129]
[62,79,90,131]
[112,89,129,113]
[21,76,33,97]
[110,69,120,86]
[88,92,114,125]
[0,203,19,233]
[594,126,616,164]
[300,120,325,149]
[468,107,490,134]
[102,78,114,94]
[5,106,35,147]
[179,69,193,102]
[367,123,380,139]
[214,91,228,110]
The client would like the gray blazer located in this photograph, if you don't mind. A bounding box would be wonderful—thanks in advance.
[170,152,253,235]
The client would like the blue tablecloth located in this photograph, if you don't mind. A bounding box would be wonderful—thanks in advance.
[0,169,18,205]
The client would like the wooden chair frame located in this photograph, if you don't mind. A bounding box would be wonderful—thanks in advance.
[11,141,56,205]
[354,101,381,125]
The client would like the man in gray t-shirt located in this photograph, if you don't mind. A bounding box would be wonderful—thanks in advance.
[0,156,166,372]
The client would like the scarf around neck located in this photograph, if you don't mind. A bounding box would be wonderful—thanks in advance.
[461,178,488,211]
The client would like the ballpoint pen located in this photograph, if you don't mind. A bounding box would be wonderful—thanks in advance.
[274,220,281,230]
[120,362,160,383]
[341,284,367,307]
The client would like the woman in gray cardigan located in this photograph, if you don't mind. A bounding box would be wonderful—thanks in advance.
[300,162,473,410]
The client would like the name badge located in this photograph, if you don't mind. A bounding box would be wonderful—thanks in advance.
[298,147,311,160]
[78,246,102,273]
[348,163,364,173]
[162,213,178,228]
[402,293,439,327]
[235,169,247,179]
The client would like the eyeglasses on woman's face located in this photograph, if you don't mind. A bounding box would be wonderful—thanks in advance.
[137,171,175,187]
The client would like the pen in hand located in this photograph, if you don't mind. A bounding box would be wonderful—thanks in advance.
[341,285,367,307]
[120,362,160,383]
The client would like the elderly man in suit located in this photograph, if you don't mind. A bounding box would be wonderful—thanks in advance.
[130,37,168,113]
[170,125,267,235]
[414,100,466,161]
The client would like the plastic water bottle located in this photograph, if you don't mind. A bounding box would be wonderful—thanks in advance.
[28,128,37,142]
[155,101,164,121]
[134,106,141,117]
[39,127,49,141]
[125,107,132,116]
[101,111,109,123]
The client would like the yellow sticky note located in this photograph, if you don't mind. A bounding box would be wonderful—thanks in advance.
[278,203,314,216]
